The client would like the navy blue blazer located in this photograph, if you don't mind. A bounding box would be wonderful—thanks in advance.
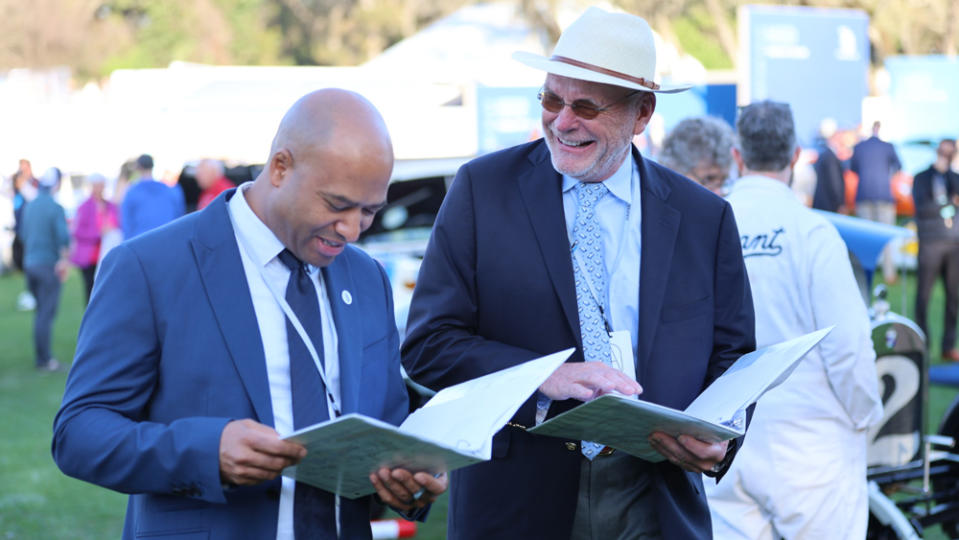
[53,190,409,539]
[402,140,755,540]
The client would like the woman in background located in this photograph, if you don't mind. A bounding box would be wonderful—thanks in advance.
[69,173,118,304]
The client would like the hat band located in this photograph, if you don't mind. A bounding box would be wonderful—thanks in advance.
[550,55,661,91]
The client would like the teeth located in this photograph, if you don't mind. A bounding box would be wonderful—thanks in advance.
[559,137,588,147]
[321,238,340,247]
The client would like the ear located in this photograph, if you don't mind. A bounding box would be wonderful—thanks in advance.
[789,146,801,169]
[632,92,657,136]
[731,147,745,175]
[269,148,293,187]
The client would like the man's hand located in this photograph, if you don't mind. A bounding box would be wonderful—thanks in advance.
[218,419,306,486]
[369,467,447,513]
[538,362,642,402]
[648,432,728,474]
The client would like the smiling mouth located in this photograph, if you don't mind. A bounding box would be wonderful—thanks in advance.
[320,237,343,248]
[557,136,594,148]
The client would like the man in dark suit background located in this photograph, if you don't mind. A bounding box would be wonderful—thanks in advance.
[812,118,847,214]
[402,7,755,540]
[912,138,959,361]
[52,89,446,539]
[851,120,902,282]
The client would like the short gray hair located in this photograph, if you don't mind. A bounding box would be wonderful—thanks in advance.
[736,101,796,172]
[659,116,735,176]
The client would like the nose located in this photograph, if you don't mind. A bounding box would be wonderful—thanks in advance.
[550,104,580,131]
[335,210,363,244]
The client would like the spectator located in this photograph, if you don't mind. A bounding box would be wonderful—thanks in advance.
[19,167,70,371]
[850,121,902,282]
[52,89,446,539]
[195,159,233,210]
[69,173,119,305]
[120,154,185,239]
[706,101,882,539]
[402,7,755,539]
[912,138,959,361]
[812,118,848,213]
[658,115,736,195]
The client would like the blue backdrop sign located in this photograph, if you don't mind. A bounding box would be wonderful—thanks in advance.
[739,5,869,145]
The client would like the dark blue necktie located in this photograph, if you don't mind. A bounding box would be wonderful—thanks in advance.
[276,249,336,538]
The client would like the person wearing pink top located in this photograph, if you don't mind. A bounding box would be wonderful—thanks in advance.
[69,173,119,304]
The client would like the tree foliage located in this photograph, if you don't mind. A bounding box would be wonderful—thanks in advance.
[0,0,955,79]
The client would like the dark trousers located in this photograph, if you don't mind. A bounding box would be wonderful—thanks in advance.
[916,240,959,351]
[25,264,62,366]
[80,264,97,305]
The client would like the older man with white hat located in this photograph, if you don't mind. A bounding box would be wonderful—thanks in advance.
[402,7,755,540]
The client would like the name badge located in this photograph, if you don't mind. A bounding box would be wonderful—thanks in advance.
[608,330,638,400]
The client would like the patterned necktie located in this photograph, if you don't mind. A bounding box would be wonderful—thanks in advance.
[572,182,612,460]
[276,249,335,538]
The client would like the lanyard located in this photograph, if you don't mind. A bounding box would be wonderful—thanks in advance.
[232,214,341,419]
[571,246,613,335]
[569,160,639,336]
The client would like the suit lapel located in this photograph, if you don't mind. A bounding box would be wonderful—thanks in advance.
[636,151,680,381]
[322,254,361,414]
[517,143,581,345]
[192,191,274,426]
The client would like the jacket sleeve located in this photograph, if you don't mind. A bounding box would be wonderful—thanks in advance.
[809,223,883,429]
[707,202,756,480]
[51,244,230,503]
[401,163,544,425]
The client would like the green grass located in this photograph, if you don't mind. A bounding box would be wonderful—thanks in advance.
[0,271,448,539]
[1,268,957,539]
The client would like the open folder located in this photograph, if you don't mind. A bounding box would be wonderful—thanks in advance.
[528,328,833,462]
[282,348,573,498]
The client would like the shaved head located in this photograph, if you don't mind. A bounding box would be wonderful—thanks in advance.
[246,89,395,267]
[269,88,393,170]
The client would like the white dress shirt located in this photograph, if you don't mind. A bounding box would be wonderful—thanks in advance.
[227,183,342,540]
[537,155,643,423]
[561,155,642,359]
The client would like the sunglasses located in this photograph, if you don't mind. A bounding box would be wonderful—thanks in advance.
[537,89,642,120]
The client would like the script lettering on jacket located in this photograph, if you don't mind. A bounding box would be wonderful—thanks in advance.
[741,227,785,258]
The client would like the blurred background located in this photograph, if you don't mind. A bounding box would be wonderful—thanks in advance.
[1,0,958,538]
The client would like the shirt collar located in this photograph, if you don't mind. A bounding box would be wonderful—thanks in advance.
[229,182,287,268]
[561,153,634,205]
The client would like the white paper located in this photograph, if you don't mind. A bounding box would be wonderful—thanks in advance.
[529,329,832,461]
[684,327,833,425]
[283,348,573,497]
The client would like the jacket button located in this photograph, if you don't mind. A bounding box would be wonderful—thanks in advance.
[565,442,577,451]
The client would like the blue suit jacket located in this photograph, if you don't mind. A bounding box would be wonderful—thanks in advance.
[402,141,755,540]
[850,136,902,203]
[53,189,409,539]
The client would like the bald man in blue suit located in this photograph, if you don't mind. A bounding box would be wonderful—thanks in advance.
[53,89,446,539]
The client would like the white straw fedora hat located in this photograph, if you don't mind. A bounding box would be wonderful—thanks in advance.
[512,7,691,94]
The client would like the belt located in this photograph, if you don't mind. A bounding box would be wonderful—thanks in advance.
[565,442,615,456]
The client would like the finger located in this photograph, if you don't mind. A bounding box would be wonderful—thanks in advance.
[677,435,727,462]
[413,471,448,497]
[648,433,699,472]
[390,468,420,492]
[370,469,414,510]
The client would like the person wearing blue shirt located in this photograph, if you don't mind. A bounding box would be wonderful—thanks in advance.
[120,154,185,239]
[20,167,70,371]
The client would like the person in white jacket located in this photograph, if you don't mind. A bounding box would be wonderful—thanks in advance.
[704,101,883,539]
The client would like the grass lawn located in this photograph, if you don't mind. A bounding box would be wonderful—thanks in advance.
[0,268,956,539]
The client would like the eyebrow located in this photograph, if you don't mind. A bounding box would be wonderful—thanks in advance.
[322,192,388,212]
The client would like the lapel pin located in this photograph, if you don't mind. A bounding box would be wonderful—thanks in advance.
[341,290,353,305]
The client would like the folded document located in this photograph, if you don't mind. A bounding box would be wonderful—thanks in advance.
[528,328,832,461]
[283,348,572,498]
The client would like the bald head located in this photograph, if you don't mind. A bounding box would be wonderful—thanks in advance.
[269,88,393,167]
[246,89,395,267]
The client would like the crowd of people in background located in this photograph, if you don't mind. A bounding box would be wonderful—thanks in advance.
[3,154,237,370]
